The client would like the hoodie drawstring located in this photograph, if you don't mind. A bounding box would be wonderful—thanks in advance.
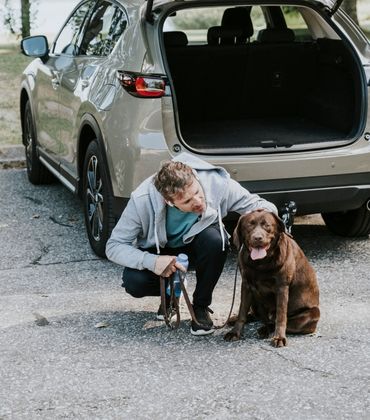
[154,219,160,254]
[218,205,226,252]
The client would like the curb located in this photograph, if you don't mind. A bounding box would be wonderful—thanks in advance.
[0,145,26,169]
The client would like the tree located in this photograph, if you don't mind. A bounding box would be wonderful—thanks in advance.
[342,0,359,25]
[2,0,36,38]
[21,0,31,38]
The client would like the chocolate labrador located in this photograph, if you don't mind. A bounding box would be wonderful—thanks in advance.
[224,210,320,347]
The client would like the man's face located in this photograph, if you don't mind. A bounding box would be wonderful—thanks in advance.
[169,178,206,214]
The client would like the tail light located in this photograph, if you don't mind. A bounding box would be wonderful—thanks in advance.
[117,71,168,98]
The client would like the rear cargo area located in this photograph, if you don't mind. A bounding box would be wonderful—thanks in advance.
[164,28,363,152]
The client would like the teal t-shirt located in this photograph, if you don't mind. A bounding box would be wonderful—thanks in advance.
[166,206,199,248]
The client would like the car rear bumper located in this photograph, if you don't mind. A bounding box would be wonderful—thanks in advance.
[242,172,370,214]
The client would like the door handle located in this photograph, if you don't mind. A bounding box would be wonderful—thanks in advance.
[81,79,90,88]
[51,71,62,90]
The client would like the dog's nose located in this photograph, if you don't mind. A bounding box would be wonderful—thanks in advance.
[252,233,263,243]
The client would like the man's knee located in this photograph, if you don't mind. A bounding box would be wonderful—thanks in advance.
[122,269,149,298]
[122,268,158,298]
[123,281,146,298]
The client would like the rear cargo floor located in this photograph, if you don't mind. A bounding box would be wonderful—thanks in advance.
[181,117,346,150]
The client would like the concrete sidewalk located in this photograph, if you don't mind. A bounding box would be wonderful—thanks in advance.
[0,144,26,169]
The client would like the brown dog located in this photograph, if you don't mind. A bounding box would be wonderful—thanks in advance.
[224,210,320,347]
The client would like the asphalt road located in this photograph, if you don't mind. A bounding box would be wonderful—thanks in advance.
[0,168,369,419]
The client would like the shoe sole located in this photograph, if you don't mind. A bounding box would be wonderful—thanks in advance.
[156,313,176,321]
[190,327,215,336]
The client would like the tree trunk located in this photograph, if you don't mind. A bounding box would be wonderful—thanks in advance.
[342,0,359,25]
[21,0,31,38]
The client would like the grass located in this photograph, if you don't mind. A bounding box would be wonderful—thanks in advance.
[0,44,32,147]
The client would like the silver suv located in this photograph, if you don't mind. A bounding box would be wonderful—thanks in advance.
[20,0,370,257]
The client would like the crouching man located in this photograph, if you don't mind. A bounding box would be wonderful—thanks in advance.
[106,153,277,336]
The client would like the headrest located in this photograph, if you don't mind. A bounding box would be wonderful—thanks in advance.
[221,7,254,41]
[257,28,295,43]
[163,31,188,47]
[207,26,244,46]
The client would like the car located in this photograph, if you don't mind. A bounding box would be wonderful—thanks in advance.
[20,0,370,257]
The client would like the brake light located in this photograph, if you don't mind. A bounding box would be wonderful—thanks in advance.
[117,71,167,98]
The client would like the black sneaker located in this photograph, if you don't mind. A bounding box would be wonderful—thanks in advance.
[156,295,178,321]
[190,306,214,336]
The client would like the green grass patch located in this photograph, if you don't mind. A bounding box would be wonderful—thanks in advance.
[0,45,32,146]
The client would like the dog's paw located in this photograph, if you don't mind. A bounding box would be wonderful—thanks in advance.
[224,330,242,342]
[271,335,287,347]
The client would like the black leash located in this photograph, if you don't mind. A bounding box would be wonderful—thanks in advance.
[214,262,239,330]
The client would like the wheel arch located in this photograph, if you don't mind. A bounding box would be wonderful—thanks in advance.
[20,89,31,146]
[77,114,113,199]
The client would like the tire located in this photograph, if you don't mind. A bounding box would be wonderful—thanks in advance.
[23,101,54,184]
[322,201,370,237]
[82,140,116,257]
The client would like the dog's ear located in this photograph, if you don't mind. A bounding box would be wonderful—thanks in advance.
[272,212,287,234]
[233,215,244,250]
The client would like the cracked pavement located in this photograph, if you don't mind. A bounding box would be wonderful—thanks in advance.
[0,168,369,419]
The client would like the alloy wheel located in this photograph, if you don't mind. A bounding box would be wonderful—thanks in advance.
[86,155,104,241]
[24,108,34,172]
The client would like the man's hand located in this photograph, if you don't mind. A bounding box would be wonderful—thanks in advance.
[154,255,176,277]
[154,255,187,277]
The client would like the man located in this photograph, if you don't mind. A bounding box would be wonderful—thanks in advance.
[106,153,277,336]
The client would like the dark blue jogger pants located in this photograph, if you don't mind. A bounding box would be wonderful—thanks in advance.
[121,224,228,308]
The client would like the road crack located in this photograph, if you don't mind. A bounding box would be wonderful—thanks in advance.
[49,216,74,228]
[29,257,101,266]
[31,245,50,265]
[259,344,335,377]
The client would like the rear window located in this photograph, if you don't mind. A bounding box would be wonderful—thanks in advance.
[164,6,266,44]
[163,5,313,44]
[164,7,226,45]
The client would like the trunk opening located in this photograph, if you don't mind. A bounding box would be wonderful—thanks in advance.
[162,5,364,154]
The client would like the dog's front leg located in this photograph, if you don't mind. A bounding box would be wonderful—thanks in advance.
[272,283,289,347]
[224,279,252,342]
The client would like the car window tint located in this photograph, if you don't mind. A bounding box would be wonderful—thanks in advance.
[80,1,128,56]
[53,0,94,55]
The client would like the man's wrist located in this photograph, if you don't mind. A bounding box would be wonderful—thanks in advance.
[142,252,157,273]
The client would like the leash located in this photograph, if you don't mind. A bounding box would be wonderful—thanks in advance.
[214,262,239,330]
[159,275,180,329]
[159,272,201,329]
[159,261,240,330]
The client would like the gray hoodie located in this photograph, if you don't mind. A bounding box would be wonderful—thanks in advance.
[105,153,277,272]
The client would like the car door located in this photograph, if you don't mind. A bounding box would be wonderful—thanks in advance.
[57,0,129,180]
[37,0,95,169]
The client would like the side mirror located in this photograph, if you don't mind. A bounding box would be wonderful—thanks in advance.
[21,35,49,58]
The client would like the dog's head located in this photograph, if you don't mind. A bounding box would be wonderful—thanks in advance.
[233,210,286,260]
